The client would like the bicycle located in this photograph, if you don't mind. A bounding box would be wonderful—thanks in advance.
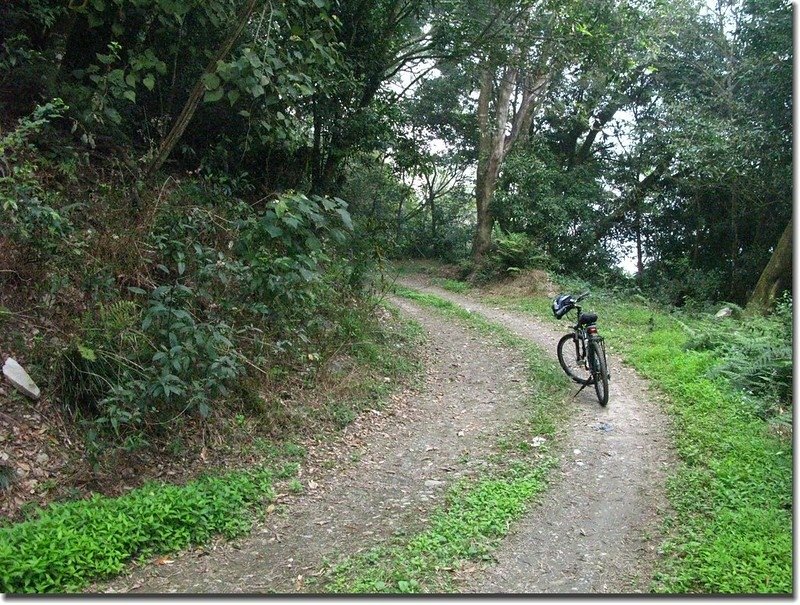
[552,291,610,406]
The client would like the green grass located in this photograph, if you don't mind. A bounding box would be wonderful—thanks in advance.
[484,288,792,594]
[321,286,569,593]
[313,301,425,428]
[325,463,554,593]
[430,277,472,294]
[0,467,276,593]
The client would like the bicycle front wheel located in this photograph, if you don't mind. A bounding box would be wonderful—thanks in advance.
[589,342,609,406]
[557,333,591,385]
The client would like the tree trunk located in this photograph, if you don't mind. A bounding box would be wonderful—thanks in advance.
[144,0,260,181]
[311,95,325,194]
[746,218,792,315]
[471,62,546,266]
[472,65,497,263]
[429,191,437,243]
[729,187,739,301]
[635,207,644,284]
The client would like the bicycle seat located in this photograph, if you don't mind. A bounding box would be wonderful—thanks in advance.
[578,312,598,325]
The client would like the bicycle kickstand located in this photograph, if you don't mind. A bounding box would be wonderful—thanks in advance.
[573,381,591,398]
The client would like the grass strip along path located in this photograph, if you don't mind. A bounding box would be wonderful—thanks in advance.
[322,286,570,593]
[392,276,677,594]
[87,287,567,594]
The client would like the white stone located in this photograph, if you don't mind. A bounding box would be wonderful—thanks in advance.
[2,358,40,400]
[715,307,733,318]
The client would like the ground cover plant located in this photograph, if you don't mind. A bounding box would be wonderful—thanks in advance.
[0,307,424,594]
[0,466,277,593]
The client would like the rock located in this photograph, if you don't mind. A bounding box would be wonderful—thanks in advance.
[2,358,40,400]
[424,479,445,488]
[36,453,49,465]
[715,307,733,318]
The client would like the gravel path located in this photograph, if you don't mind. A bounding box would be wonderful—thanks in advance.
[96,275,675,594]
[397,276,676,593]
[98,294,536,593]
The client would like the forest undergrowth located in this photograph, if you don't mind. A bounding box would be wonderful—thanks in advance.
[0,295,424,594]
[0,106,425,592]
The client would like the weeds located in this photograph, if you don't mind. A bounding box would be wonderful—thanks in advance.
[0,468,274,594]
[326,466,553,593]
[0,301,424,593]
[429,278,471,294]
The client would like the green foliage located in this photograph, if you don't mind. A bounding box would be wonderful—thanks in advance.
[489,227,551,274]
[54,183,354,446]
[235,191,352,322]
[493,143,614,275]
[430,278,470,294]
[681,293,792,421]
[327,469,551,593]
[0,100,73,252]
[0,468,274,593]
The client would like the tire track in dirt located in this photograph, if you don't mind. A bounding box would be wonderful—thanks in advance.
[398,275,676,594]
[97,295,537,594]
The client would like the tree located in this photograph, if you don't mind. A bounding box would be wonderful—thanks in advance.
[746,219,792,315]
[473,54,549,263]
[144,0,261,181]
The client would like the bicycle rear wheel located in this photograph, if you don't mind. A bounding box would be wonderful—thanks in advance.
[557,333,591,385]
[589,343,609,406]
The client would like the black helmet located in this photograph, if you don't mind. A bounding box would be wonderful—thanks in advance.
[552,294,574,319]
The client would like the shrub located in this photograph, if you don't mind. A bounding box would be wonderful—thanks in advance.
[0,100,73,255]
[54,184,356,447]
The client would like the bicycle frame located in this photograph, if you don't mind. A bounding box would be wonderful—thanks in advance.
[569,305,590,371]
[569,305,606,378]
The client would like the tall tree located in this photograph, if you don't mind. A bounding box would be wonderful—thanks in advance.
[746,219,792,315]
[473,52,549,262]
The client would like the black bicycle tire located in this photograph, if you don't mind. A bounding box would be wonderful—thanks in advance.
[557,333,591,385]
[590,342,609,406]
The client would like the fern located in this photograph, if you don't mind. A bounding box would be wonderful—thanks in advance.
[98,300,139,332]
[683,298,792,419]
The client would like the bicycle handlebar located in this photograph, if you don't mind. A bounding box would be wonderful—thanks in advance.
[574,291,590,303]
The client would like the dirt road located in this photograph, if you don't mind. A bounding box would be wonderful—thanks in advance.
[396,276,676,593]
[98,275,675,594]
